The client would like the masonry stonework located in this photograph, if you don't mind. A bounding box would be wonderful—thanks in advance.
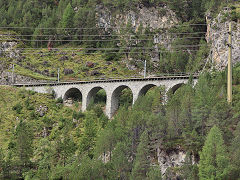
[22,77,197,118]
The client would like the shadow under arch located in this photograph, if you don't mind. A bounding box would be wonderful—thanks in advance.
[110,85,133,117]
[86,86,107,109]
[168,83,185,94]
[63,88,82,105]
[138,84,157,98]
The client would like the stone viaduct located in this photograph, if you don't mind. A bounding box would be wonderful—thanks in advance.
[15,75,198,118]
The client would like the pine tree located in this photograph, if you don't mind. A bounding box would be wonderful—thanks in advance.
[229,122,240,179]
[146,167,162,180]
[180,152,199,180]
[131,130,150,180]
[192,74,215,136]
[199,126,230,180]
[111,141,132,179]
[58,2,75,41]
[15,120,33,177]
[95,121,116,161]
[59,3,75,28]
[79,112,98,158]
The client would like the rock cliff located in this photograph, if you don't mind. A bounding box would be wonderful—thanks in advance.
[95,4,178,31]
[206,9,240,70]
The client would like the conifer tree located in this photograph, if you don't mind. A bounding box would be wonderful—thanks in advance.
[146,167,162,180]
[79,112,98,158]
[229,122,240,179]
[199,126,230,180]
[111,141,132,179]
[15,120,33,177]
[131,130,150,179]
[60,3,75,28]
[192,74,215,136]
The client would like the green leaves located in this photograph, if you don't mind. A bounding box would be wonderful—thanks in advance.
[131,130,151,179]
[199,126,230,180]
[59,3,75,29]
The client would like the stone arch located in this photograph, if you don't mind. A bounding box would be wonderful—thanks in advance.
[169,83,185,94]
[63,87,82,104]
[109,85,133,117]
[138,84,157,97]
[86,86,107,109]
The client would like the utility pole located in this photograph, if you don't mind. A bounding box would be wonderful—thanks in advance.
[144,60,147,78]
[12,64,14,84]
[57,68,60,83]
[227,21,232,103]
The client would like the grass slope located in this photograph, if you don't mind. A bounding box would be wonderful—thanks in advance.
[1,30,141,82]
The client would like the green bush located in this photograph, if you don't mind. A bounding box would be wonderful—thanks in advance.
[12,103,23,114]
[56,97,63,104]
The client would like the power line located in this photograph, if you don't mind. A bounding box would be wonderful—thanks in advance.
[0,34,206,37]
[11,45,202,51]
[0,37,205,42]
[0,32,207,36]
[8,50,200,55]
[0,24,207,30]
[0,39,154,42]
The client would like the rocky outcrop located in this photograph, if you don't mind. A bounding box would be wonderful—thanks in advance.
[206,10,240,70]
[90,70,102,76]
[86,61,95,68]
[0,40,52,85]
[156,148,188,176]
[0,41,20,58]
[59,55,69,61]
[94,4,179,66]
[0,64,50,85]
[95,4,178,31]
[36,105,48,117]
[64,68,74,75]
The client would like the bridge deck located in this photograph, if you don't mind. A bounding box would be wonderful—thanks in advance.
[13,74,198,87]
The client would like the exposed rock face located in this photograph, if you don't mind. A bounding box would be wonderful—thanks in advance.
[95,4,178,31]
[1,72,36,85]
[59,55,69,61]
[0,41,20,58]
[90,70,102,76]
[42,69,49,76]
[156,148,189,176]
[0,41,51,85]
[94,4,179,65]
[64,68,74,75]
[36,105,48,117]
[86,61,95,68]
[0,64,50,85]
[206,10,240,70]
[64,98,74,106]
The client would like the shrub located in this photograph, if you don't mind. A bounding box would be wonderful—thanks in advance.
[12,103,23,114]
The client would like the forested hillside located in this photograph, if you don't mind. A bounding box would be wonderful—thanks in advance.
[1,69,240,179]
[1,0,240,179]
[0,0,239,83]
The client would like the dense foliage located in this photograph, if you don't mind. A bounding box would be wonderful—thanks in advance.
[1,68,240,179]
[1,0,240,179]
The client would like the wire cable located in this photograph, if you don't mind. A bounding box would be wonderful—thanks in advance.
[4,49,200,55]
[10,45,202,51]
[0,24,208,30]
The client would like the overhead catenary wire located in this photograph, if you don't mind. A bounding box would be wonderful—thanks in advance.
[0,37,206,43]
[0,24,208,30]
[8,49,200,55]
[10,44,203,51]
[0,32,208,37]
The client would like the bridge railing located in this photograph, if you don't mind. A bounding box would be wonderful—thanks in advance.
[150,72,200,77]
[12,73,199,86]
